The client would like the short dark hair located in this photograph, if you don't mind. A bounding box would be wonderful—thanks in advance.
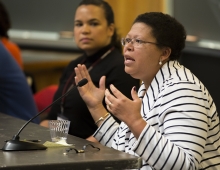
[133,12,186,60]
[77,0,122,52]
[0,1,11,38]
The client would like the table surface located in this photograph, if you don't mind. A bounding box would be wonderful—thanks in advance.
[0,113,142,170]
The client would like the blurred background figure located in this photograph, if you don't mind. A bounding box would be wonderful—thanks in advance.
[0,0,36,94]
[0,42,39,123]
[40,0,140,141]
[0,0,23,70]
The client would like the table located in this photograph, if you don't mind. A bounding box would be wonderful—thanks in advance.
[0,113,142,169]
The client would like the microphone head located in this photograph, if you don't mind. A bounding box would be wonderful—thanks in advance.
[77,78,88,87]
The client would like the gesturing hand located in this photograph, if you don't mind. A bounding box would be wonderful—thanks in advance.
[105,84,142,127]
[74,64,105,109]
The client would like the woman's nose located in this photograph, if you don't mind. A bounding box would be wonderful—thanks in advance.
[125,43,134,51]
[81,25,90,33]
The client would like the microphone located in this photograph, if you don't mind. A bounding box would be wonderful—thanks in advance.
[2,78,88,151]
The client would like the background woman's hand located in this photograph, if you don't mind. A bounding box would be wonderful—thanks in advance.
[75,64,105,109]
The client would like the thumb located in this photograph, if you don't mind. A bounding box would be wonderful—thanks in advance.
[99,76,106,90]
[131,86,139,101]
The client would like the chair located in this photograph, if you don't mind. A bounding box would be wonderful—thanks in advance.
[33,85,58,121]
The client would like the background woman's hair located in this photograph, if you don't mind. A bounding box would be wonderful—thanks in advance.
[0,1,11,38]
[78,0,122,52]
[133,12,186,60]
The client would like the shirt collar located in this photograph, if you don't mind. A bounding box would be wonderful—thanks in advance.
[138,60,181,102]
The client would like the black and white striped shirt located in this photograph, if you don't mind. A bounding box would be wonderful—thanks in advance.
[94,60,220,170]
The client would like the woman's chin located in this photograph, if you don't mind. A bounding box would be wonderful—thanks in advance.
[125,68,137,78]
[78,46,92,51]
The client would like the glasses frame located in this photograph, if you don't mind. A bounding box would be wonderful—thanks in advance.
[121,37,161,47]
[63,144,100,155]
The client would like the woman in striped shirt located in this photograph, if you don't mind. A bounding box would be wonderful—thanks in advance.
[75,12,220,170]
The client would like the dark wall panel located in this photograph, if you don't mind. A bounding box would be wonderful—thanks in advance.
[2,0,81,32]
[180,46,220,117]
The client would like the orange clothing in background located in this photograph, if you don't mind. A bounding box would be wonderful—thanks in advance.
[1,37,23,69]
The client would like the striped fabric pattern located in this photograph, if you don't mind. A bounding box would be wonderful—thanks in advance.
[94,60,220,170]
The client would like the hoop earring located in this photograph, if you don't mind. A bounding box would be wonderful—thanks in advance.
[159,60,162,65]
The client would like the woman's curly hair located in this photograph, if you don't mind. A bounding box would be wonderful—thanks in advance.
[133,12,186,60]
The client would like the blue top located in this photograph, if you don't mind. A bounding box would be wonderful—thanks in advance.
[0,42,39,123]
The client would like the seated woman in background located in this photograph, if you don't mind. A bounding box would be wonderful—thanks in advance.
[40,0,140,142]
[0,1,23,70]
[75,12,220,169]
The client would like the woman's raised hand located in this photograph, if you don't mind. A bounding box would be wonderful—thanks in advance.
[74,64,106,109]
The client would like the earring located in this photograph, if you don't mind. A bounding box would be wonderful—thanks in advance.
[159,60,162,65]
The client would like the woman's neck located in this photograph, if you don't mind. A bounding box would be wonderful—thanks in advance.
[85,49,98,56]
[85,43,112,56]
[84,44,113,57]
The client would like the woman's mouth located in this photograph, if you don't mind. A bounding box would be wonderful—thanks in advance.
[80,38,92,43]
[124,55,135,65]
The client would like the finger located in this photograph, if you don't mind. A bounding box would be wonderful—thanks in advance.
[106,103,111,112]
[131,86,139,101]
[105,89,111,104]
[105,89,114,106]
[76,64,86,79]
[99,76,106,91]
[74,65,83,81]
[105,97,112,108]
[74,76,80,86]
[81,64,93,83]
[75,64,92,86]
[105,95,112,112]
[74,68,82,85]
[109,84,124,99]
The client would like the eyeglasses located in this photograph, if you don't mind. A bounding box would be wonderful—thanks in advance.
[63,144,100,155]
[121,37,160,48]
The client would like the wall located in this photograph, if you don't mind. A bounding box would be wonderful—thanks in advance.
[2,0,165,92]
[180,46,220,117]
[174,0,220,116]
[106,0,165,38]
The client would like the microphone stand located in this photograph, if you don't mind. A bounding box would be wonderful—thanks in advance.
[2,78,88,151]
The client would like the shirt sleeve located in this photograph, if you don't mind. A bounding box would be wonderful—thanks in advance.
[93,115,119,147]
[131,82,209,169]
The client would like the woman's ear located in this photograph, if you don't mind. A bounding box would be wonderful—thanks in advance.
[108,23,115,37]
[161,47,171,62]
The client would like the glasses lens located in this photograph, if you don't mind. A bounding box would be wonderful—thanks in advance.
[121,38,125,46]
[121,38,132,46]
